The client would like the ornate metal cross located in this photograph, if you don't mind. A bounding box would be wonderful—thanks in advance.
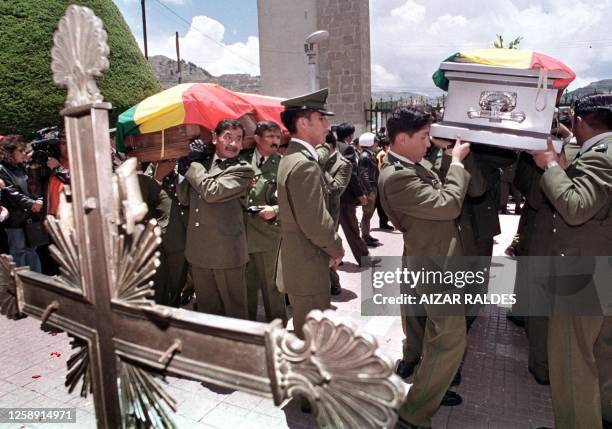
[0,5,405,429]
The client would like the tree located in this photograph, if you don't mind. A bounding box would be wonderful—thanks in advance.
[493,34,523,49]
[0,1,162,137]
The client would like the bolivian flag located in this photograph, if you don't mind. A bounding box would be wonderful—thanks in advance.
[433,49,575,91]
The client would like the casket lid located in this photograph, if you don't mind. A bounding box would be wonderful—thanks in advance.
[439,62,572,80]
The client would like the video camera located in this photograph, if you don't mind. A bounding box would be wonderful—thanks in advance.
[31,126,63,165]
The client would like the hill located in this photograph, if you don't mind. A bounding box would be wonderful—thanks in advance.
[148,55,260,93]
[565,79,612,101]
[0,0,161,137]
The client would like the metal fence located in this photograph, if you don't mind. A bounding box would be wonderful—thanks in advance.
[364,96,445,131]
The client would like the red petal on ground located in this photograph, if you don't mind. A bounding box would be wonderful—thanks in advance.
[50,332,57,336]
[50,352,61,357]
[31,374,41,379]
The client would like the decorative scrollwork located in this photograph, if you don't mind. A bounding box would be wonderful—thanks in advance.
[267,310,407,429]
[51,5,110,107]
[65,335,93,397]
[45,216,81,289]
[111,219,162,308]
[0,254,23,319]
[119,359,177,429]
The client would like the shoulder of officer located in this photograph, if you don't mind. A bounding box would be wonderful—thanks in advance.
[268,152,281,164]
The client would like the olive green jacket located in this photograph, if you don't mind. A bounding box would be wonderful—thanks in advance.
[177,156,255,269]
[540,135,612,256]
[241,149,281,254]
[323,151,352,227]
[378,152,471,257]
[276,140,343,296]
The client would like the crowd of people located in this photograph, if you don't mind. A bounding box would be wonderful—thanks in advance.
[1,87,611,429]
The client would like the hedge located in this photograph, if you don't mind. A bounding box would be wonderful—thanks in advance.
[0,0,161,137]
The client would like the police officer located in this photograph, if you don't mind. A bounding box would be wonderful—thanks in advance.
[531,94,612,429]
[177,119,254,319]
[317,131,352,295]
[276,88,344,340]
[378,107,471,429]
[357,132,380,247]
[241,121,286,323]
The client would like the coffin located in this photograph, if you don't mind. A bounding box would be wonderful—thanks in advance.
[430,62,572,151]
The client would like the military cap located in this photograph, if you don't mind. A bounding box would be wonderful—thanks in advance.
[281,88,335,116]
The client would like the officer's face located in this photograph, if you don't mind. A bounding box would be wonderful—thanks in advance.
[303,112,330,146]
[396,126,431,162]
[215,128,244,158]
[255,130,281,156]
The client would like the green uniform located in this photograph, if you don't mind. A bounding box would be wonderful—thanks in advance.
[177,156,254,319]
[276,140,343,339]
[378,152,471,428]
[539,135,612,428]
[320,149,352,288]
[240,148,286,323]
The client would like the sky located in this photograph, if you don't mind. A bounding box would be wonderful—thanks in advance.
[113,0,612,95]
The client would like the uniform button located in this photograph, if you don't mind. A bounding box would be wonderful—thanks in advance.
[180,211,184,215]
[194,222,200,227]
[553,213,556,218]
[561,252,565,256]
[553,228,556,233]
[195,208,199,213]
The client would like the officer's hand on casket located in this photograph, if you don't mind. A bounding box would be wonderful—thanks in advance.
[529,137,559,170]
[451,137,471,163]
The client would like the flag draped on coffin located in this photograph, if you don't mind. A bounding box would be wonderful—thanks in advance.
[115,83,286,152]
[432,48,576,91]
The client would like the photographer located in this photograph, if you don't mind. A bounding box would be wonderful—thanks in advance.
[0,135,42,272]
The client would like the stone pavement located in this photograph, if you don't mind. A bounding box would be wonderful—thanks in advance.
[0,213,555,428]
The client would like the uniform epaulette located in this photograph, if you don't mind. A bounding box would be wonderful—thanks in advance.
[300,149,316,161]
[393,161,404,171]
[594,143,609,153]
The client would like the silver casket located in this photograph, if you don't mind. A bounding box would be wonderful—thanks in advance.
[430,62,572,151]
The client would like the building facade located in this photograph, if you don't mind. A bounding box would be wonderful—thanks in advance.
[257,0,371,132]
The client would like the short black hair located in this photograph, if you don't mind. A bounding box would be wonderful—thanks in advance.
[336,122,355,141]
[325,131,337,148]
[254,120,281,136]
[574,94,612,130]
[214,119,245,138]
[280,109,313,134]
[386,107,432,143]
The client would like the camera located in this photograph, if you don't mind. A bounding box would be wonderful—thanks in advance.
[31,126,63,165]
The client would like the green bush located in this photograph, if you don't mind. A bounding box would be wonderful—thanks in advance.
[0,0,161,137]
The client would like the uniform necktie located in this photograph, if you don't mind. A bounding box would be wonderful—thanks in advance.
[257,157,265,168]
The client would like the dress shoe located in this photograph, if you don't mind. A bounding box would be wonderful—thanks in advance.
[358,256,382,267]
[450,370,461,387]
[396,359,418,379]
[364,235,380,242]
[365,237,380,247]
[285,294,290,306]
[528,367,550,385]
[395,415,430,429]
[180,290,194,306]
[506,313,525,328]
[603,420,612,429]
[440,390,462,407]
[331,285,342,295]
[379,223,394,230]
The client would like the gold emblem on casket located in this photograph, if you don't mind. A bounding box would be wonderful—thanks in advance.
[467,91,526,123]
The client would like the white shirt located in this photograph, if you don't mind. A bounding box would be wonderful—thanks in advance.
[580,131,612,155]
[254,148,266,167]
[292,138,319,161]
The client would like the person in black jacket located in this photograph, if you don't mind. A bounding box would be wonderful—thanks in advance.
[335,123,370,266]
[357,132,380,246]
[0,135,42,272]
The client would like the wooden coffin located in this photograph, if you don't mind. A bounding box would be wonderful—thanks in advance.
[124,124,212,162]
